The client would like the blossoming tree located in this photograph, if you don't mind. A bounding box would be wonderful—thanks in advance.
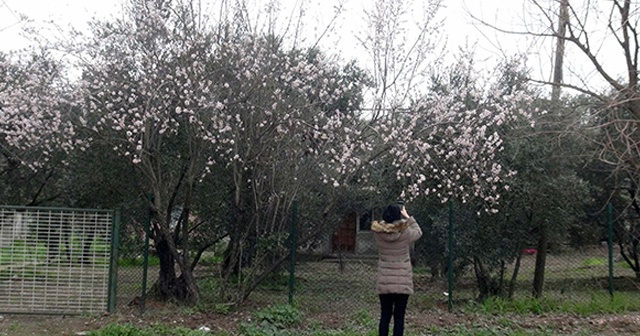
[351,0,538,210]
[0,50,81,205]
[6,0,540,306]
[74,0,367,303]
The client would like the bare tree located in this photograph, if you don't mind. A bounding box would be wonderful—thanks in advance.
[357,0,445,117]
[472,0,640,280]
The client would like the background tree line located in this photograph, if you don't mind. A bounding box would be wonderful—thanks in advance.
[1,0,639,306]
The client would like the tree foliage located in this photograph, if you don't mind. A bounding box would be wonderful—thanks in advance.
[2,0,548,306]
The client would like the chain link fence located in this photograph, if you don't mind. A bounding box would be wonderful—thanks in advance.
[112,203,156,312]
[4,201,635,318]
[107,200,639,318]
[279,202,639,317]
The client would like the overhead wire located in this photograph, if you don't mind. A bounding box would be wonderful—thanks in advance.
[0,0,22,33]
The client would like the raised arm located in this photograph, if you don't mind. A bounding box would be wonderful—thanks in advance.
[401,206,422,242]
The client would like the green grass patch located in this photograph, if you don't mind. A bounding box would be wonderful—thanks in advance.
[0,264,50,279]
[582,258,605,267]
[476,292,640,316]
[618,261,632,269]
[199,254,223,265]
[257,272,292,292]
[0,240,48,264]
[351,308,375,327]
[413,266,429,275]
[118,255,160,267]
[87,323,224,336]
[426,323,559,336]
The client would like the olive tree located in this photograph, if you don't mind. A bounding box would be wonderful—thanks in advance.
[71,0,369,304]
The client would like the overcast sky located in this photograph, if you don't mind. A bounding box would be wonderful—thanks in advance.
[0,0,619,91]
[0,1,530,59]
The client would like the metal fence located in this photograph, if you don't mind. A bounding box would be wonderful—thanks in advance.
[279,202,638,317]
[111,200,639,318]
[111,203,155,312]
[284,245,632,317]
[0,206,118,315]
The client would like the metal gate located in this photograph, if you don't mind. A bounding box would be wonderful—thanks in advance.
[0,206,119,315]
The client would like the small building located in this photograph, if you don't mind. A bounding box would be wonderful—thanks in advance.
[331,208,381,256]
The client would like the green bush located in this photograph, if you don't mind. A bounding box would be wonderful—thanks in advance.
[237,304,303,335]
[253,304,302,329]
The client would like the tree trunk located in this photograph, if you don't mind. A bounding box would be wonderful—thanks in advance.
[221,204,246,276]
[508,243,524,299]
[174,263,200,304]
[473,257,502,301]
[629,239,640,281]
[222,164,247,277]
[155,234,200,306]
[619,238,640,281]
[153,226,200,305]
[154,235,177,301]
[532,222,548,298]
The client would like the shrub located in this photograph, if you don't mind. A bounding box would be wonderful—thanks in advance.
[253,304,303,329]
[237,304,303,336]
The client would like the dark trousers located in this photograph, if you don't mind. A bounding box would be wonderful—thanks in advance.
[378,293,409,336]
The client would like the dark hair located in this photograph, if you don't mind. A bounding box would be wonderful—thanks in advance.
[382,203,402,223]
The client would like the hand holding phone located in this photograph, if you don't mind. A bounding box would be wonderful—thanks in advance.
[400,206,409,219]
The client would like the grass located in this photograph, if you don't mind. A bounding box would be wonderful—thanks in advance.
[101,246,640,335]
[85,305,607,336]
[2,244,637,335]
[424,324,561,336]
[86,323,220,336]
[472,291,640,316]
[118,255,160,267]
[0,238,112,265]
[0,240,48,265]
[201,248,640,317]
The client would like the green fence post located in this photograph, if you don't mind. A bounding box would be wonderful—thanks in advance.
[107,209,121,313]
[288,199,299,305]
[608,203,614,299]
[141,193,153,315]
[448,199,454,312]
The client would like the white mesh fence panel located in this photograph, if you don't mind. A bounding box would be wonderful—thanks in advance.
[0,206,114,314]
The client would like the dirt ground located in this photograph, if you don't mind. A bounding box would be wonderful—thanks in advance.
[2,301,640,336]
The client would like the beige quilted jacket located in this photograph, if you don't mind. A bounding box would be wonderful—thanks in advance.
[371,217,422,295]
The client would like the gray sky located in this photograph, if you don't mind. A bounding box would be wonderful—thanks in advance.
[0,0,621,92]
[0,0,526,61]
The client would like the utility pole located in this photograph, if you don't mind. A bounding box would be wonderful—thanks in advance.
[551,0,569,102]
[533,0,569,299]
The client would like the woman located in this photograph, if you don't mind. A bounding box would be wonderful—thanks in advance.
[371,202,423,336]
